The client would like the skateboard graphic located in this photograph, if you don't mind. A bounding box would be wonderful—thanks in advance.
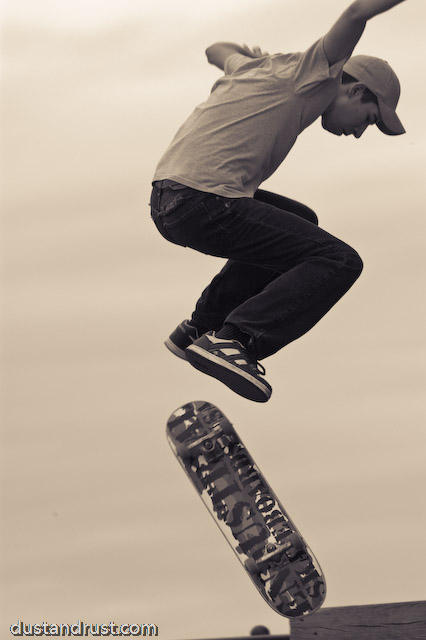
[166,400,326,618]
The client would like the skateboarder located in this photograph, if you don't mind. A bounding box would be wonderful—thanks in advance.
[150,0,407,402]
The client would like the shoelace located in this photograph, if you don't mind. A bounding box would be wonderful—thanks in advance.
[256,361,266,376]
[245,353,266,376]
[244,343,266,377]
[208,332,266,377]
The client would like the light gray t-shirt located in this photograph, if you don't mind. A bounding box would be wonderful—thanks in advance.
[153,38,349,198]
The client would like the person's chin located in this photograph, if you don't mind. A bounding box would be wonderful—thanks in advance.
[322,116,335,134]
[322,120,342,136]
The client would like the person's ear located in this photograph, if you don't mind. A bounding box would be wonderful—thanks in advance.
[348,82,366,98]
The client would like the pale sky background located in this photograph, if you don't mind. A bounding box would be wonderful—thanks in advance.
[1,1,425,639]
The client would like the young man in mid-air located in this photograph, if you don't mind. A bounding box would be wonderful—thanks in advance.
[150,0,407,402]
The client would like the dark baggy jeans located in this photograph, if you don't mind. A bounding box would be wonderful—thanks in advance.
[150,181,363,360]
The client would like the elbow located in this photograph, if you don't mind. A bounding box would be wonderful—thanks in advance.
[205,43,225,69]
[205,43,218,64]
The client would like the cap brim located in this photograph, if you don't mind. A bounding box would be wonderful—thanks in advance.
[377,99,405,136]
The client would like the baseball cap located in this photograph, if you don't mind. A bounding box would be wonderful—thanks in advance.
[343,55,405,136]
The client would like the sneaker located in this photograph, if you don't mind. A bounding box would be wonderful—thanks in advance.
[185,332,272,403]
[164,320,201,360]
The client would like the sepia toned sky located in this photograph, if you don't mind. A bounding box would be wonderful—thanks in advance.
[2,1,425,639]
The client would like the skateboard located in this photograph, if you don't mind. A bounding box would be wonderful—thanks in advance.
[166,400,326,618]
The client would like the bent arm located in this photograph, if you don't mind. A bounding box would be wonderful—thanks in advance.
[323,0,407,66]
[205,42,267,70]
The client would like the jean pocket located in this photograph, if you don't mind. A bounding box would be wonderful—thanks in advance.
[160,192,207,227]
[155,185,204,216]
[171,198,232,257]
[152,192,232,257]
[151,195,208,249]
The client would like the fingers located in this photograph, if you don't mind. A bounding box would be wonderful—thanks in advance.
[252,46,264,57]
[241,44,269,58]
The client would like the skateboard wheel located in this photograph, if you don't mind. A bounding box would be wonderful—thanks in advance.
[203,439,214,451]
[288,533,303,549]
[285,533,304,557]
[175,442,192,460]
[266,544,276,553]
[245,557,260,575]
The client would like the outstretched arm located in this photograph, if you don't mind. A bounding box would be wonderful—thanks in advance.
[205,42,268,70]
[323,0,407,66]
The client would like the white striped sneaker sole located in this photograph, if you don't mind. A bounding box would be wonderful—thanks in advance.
[185,344,271,402]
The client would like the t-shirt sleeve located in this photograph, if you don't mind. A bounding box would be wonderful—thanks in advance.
[291,37,350,95]
[224,52,252,75]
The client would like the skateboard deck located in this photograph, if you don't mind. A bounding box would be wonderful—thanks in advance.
[166,400,326,618]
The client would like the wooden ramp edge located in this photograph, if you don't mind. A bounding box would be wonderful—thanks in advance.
[177,600,426,639]
[179,637,289,640]
[290,600,426,639]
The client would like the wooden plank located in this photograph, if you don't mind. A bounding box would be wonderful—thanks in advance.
[290,601,426,640]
